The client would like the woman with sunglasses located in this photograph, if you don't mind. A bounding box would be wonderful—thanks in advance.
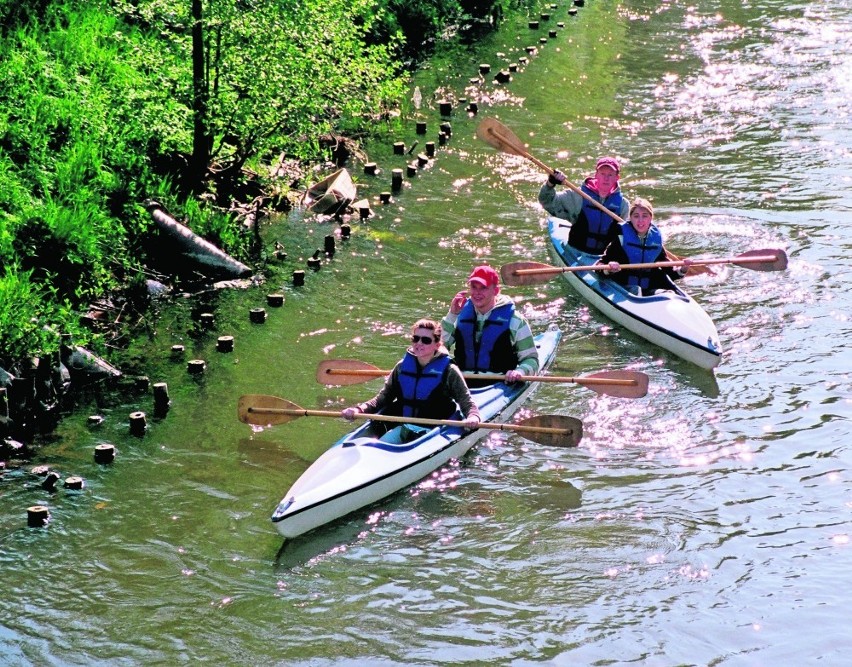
[341,319,481,431]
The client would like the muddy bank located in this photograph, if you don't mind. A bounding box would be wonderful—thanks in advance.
[1,337,121,449]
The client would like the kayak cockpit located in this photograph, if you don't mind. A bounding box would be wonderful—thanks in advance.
[342,423,444,452]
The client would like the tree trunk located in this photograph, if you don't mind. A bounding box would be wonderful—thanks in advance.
[190,0,209,191]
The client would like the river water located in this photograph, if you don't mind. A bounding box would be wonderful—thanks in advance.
[2,0,851,664]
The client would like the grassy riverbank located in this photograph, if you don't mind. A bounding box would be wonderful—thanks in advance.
[0,0,502,366]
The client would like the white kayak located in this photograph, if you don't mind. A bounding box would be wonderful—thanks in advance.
[271,325,562,539]
[547,217,722,370]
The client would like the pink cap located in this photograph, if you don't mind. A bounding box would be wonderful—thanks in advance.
[595,156,620,175]
[468,265,500,287]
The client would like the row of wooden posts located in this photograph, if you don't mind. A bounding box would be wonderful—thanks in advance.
[285,0,590,285]
[21,0,592,528]
[357,1,586,204]
[22,294,292,527]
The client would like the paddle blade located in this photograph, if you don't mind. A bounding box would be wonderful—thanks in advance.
[316,359,386,385]
[500,261,561,286]
[733,248,788,271]
[238,394,301,426]
[517,415,583,448]
[583,370,649,398]
[476,118,526,156]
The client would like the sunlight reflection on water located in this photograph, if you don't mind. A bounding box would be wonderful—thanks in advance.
[4,2,852,665]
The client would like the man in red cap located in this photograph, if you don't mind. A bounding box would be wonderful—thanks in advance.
[441,265,539,384]
[538,155,630,254]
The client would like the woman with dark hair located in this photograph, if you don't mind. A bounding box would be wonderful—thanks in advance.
[341,319,480,430]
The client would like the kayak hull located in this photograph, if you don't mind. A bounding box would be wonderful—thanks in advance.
[547,217,721,370]
[272,326,562,538]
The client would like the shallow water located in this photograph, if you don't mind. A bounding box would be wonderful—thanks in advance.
[2,1,851,664]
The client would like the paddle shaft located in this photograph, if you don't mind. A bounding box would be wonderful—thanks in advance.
[481,122,625,224]
[245,406,570,436]
[514,254,782,276]
[321,368,638,387]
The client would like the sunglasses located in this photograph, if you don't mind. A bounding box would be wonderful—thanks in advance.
[410,335,435,345]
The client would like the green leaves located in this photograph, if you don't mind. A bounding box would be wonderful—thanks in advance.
[0,266,79,363]
[0,0,502,361]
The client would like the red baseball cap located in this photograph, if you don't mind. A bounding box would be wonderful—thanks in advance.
[595,156,620,175]
[468,265,500,287]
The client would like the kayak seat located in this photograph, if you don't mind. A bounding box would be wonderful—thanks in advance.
[341,424,434,452]
[609,280,689,302]
[381,424,429,444]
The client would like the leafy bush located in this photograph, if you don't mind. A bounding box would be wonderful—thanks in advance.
[0,266,80,366]
[0,0,504,361]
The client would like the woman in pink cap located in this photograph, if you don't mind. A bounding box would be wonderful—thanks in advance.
[538,156,630,254]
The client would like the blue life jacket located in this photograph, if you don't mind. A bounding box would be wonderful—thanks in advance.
[397,352,455,419]
[620,223,663,291]
[454,301,518,374]
[576,181,624,253]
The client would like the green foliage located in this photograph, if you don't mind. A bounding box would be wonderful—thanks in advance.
[178,0,407,163]
[0,0,501,361]
[0,0,52,36]
[380,0,458,59]
[0,266,80,365]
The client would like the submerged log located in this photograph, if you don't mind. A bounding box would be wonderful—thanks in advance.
[144,201,252,279]
[60,337,122,384]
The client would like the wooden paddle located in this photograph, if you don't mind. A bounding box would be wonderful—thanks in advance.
[500,248,788,286]
[475,117,713,276]
[316,359,648,399]
[238,395,583,448]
